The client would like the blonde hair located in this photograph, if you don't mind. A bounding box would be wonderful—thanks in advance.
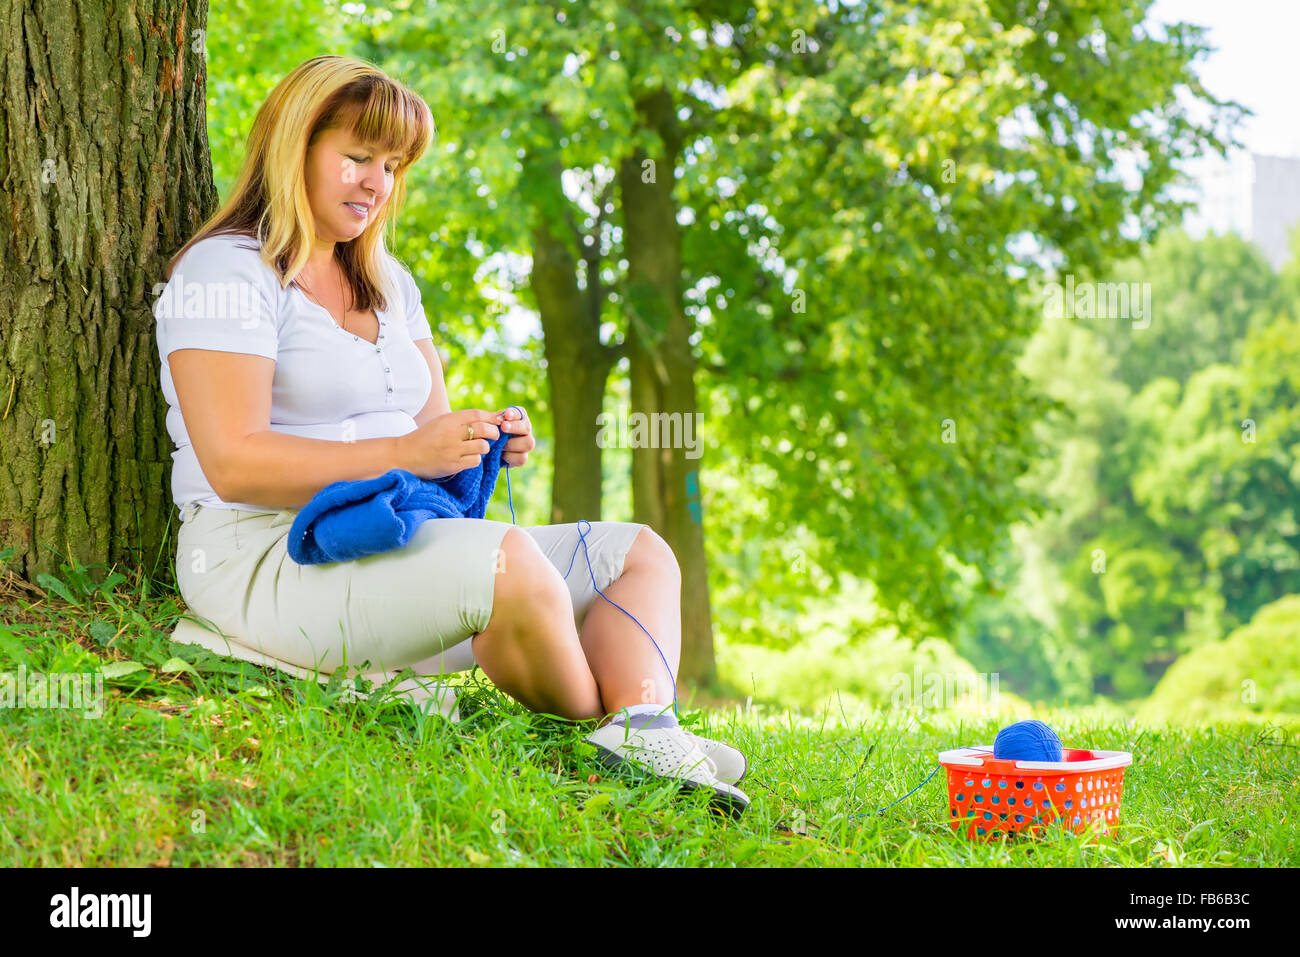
[165,54,434,315]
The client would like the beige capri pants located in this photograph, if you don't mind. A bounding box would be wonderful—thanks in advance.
[169,501,647,720]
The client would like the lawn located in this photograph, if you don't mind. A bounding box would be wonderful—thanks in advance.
[1,557,1296,867]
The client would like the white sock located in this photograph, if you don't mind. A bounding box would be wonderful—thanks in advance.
[623,702,675,718]
[609,702,678,730]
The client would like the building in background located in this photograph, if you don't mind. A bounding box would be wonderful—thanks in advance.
[1182,151,1299,270]
[1248,153,1300,269]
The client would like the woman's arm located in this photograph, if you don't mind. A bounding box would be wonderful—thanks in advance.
[171,348,405,510]
[411,338,453,427]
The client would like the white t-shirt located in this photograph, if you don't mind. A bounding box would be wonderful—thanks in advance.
[153,232,435,518]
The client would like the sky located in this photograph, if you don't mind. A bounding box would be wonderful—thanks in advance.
[1146,0,1300,236]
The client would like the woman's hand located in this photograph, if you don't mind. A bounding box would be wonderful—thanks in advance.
[498,406,534,468]
[396,409,503,480]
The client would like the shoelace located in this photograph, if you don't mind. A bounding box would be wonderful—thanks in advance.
[681,730,720,777]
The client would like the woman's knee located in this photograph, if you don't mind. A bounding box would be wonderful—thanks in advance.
[490,526,573,619]
[625,526,681,582]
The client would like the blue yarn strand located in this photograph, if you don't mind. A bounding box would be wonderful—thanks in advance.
[502,407,678,721]
[869,763,942,815]
[852,746,995,818]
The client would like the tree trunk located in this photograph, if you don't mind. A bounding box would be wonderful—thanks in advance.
[0,1,215,587]
[523,151,620,525]
[618,90,718,689]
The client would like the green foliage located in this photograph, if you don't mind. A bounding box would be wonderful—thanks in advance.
[1081,231,1283,391]
[190,3,1266,710]
[1059,528,1196,698]
[205,0,359,197]
[958,589,1095,703]
[717,577,1011,715]
[958,230,1300,700]
[350,0,1237,649]
[690,0,1236,646]
[1139,595,1300,723]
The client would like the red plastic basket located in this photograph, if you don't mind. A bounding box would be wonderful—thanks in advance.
[937,746,1132,839]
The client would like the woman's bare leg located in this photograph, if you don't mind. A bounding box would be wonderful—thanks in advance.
[576,527,682,725]
[471,527,604,722]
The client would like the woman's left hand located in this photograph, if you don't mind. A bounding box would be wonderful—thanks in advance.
[498,407,534,467]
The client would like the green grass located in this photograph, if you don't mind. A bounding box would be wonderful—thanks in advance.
[1,555,1297,866]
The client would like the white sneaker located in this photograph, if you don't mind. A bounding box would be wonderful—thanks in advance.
[586,721,751,818]
[681,731,748,784]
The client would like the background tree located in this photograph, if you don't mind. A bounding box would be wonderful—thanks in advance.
[0,0,1250,707]
[683,0,1240,673]
[957,230,1300,700]
[350,0,1238,686]
[1080,230,1284,391]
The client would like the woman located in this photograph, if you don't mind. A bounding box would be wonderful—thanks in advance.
[154,55,749,815]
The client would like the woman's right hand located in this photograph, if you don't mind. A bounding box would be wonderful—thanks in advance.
[397,409,503,481]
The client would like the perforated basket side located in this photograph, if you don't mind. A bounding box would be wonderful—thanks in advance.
[940,750,1131,839]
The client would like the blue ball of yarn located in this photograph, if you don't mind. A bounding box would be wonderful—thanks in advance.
[993,719,1063,762]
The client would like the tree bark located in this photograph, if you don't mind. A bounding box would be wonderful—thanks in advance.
[522,150,620,525]
[618,89,717,689]
[0,1,215,586]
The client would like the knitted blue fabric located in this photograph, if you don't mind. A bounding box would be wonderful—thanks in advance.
[287,430,511,565]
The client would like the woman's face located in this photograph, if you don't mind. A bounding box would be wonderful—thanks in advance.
[304,125,402,245]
